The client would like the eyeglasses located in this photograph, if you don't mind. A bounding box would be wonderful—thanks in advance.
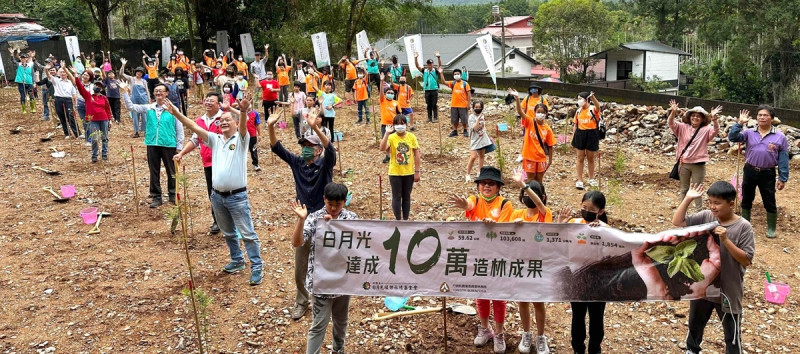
[478,181,498,187]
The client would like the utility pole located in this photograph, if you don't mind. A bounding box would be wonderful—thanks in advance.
[492,5,506,78]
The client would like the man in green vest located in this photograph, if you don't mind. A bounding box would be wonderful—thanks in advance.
[121,82,185,208]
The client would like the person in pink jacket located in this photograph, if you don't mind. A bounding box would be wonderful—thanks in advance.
[667,100,721,209]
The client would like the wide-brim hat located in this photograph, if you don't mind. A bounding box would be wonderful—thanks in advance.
[134,66,145,74]
[528,83,542,91]
[475,166,504,185]
[684,106,710,121]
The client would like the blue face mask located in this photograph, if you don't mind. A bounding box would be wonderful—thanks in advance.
[386,93,394,100]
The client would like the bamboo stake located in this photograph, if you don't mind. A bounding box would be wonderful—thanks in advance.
[177,192,205,354]
[130,145,140,216]
[735,142,742,213]
[378,174,384,220]
[437,113,443,155]
[442,297,448,352]
[183,165,195,237]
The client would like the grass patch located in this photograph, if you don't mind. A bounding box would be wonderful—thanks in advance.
[613,148,626,176]
[607,178,622,206]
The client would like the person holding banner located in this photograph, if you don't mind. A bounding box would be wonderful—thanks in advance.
[386,55,405,84]
[571,91,602,190]
[305,65,321,99]
[268,105,337,320]
[438,66,472,138]
[451,166,513,353]
[289,182,358,354]
[509,169,552,354]
[673,182,754,354]
[728,106,789,239]
[414,52,439,123]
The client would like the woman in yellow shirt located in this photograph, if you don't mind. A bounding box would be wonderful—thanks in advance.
[379,114,421,220]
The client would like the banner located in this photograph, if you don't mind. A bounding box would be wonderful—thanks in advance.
[0,50,4,75]
[403,34,423,78]
[312,32,331,68]
[240,33,256,62]
[216,31,229,55]
[356,30,371,61]
[313,220,722,302]
[161,37,172,67]
[64,36,81,62]
[476,34,497,84]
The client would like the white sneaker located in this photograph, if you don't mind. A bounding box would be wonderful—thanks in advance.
[575,181,584,190]
[78,134,85,139]
[474,326,494,347]
[85,142,92,146]
[465,174,472,183]
[515,155,523,163]
[588,179,598,187]
[493,332,506,353]
[65,136,70,140]
[536,335,550,354]
[518,331,533,353]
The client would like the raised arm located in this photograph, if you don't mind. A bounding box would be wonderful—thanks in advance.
[307,108,329,147]
[237,94,251,137]
[510,89,524,117]
[672,183,705,227]
[413,52,423,72]
[266,106,280,147]
[164,99,206,142]
[379,124,393,152]
[728,110,749,142]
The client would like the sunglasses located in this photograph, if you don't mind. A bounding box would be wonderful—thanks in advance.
[478,181,498,187]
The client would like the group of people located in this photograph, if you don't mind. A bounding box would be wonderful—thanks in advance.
[6,40,791,354]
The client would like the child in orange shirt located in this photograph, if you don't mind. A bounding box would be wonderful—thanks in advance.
[450,166,513,353]
[276,54,292,102]
[354,68,370,124]
[508,168,552,354]
[571,91,602,190]
[379,72,401,163]
[392,77,415,130]
[511,88,555,183]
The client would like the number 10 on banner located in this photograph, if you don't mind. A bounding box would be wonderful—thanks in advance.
[383,227,442,275]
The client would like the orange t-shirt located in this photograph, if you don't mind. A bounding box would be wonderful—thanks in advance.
[354,77,369,101]
[521,116,556,162]
[146,64,158,78]
[234,61,248,76]
[521,95,551,115]
[465,195,513,222]
[392,83,414,109]
[574,107,600,131]
[305,73,319,93]
[509,206,553,223]
[204,56,216,67]
[277,67,290,86]
[380,96,400,125]
[341,61,357,80]
[446,80,470,108]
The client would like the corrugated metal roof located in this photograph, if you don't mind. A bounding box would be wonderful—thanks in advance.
[375,34,536,69]
[591,40,691,58]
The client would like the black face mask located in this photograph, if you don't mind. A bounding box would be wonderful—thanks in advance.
[521,196,536,209]
[474,109,483,114]
[581,209,598,222]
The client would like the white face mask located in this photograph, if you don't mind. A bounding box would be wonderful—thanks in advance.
[238,58,243,61]
[577,98,586,107]
[535,113,546,120]
[223,87,231,93]
[266,75,273,79]
[394,125,406,133]
[453,74,462,80]
[167,77,174,82]
[237,76,243,80]
[357,74,364,78]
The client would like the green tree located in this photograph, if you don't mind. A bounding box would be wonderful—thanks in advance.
[626,0,699,48]
[80,0,128,52]
[710,41,768,104]
[0,0,97,38]
[532,0,612,82]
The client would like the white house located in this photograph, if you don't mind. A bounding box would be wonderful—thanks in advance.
[590,40,691,93]
[471,16,534,57]
[374,34,538,78]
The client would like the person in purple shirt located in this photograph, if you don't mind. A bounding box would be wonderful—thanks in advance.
[728,105,789,238]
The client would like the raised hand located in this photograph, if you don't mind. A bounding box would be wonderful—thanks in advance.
[120,58,127,65]
[738,109,750,125]
[305,107,319,127]
[434,51,440,57]
[163,100,179,115]
[290,200,308,220]
[414,52,419,58]
[511,167,526,186]
[556,206,572,223]
[710,105,723,118]
[507,88,519,97]
[267,111,280,126]
[238,93,252,111]
[685,183,705,200]
[117,80,129,93]
[668,99,679,112]
[379,72,385,81]
[450,194,468,210]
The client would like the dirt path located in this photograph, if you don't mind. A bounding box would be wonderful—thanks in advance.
[0,86,797,353]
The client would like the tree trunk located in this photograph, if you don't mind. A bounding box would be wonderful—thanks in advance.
[182,0,197,58]
[343,0,367,56]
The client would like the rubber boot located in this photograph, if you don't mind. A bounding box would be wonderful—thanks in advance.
[740,208,751,222]
[21,103,27,114]
[766,212,777,238]
[29,100,36,113]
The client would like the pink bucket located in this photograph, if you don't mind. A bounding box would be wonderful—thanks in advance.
[80,207,98,224]
[764,281,790,305]
[730,174,743,201]
[60,185,75,198]
[278,121,287,130]
[557,134,570,144]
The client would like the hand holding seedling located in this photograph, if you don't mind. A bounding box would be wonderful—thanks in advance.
[687,235,722,298]
[632,236,671,300]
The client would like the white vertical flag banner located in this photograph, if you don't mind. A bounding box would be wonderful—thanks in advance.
[65,36,81,62]
[161,37,172,67]
[356,30,371,60]
[216,31,229,54]
[240,33,256,62]
[312,32,331,68]
[477,34,496,84]
[403,34,424,78]
[0,50,5,75]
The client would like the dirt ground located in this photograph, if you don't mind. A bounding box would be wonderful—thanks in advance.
[0,84,798,354]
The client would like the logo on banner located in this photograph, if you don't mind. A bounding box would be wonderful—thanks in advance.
[535,231,544,242]
[482,38,488,44]
[363,282,371,290]
[576,233,587,244]
[439,282,450,293]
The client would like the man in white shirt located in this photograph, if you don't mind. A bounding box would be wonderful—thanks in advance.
[165,93,264,286]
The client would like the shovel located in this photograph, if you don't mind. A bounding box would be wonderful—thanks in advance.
[369,302,476,321]
[40,132,56,142]
[42,187,69,203]
[9,126,22,134]
[87,212,111,234]
[50,147,65,158]
[33,166,61,176]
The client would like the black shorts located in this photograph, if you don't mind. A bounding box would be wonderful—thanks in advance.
[571,129,600,152]
[345,79,355,93]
